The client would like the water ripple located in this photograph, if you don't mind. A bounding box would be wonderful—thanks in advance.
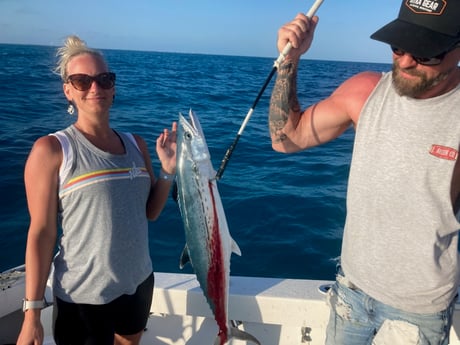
[0,44,391,278]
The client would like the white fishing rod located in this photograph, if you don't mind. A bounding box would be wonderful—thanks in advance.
[215,0,325,180]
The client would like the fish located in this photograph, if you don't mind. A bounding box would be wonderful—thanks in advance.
[176,109,260,345]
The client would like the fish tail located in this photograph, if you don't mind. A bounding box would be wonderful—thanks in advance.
[230,327,261,344]
[212,326,261,345]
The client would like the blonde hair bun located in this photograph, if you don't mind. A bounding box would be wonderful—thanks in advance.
[54,35,105,81]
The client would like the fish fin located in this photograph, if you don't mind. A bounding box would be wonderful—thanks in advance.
[228,326,261,345]
[172,181,178,204]
[231,238,242,256]
[179,245,191,269]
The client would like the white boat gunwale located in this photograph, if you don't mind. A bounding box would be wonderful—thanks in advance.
[2,265,460,345]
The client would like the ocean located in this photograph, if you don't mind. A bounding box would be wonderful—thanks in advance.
[0,44,391,280]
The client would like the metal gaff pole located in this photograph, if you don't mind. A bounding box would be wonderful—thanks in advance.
[215,0,325,180]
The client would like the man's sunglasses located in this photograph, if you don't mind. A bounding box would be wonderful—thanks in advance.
[67,72,116,91]
[390,45,457,66]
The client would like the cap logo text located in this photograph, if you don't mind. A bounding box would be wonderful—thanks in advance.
[406,0,446,14]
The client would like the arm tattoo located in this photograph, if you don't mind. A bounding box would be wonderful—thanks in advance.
[269,61,301,143]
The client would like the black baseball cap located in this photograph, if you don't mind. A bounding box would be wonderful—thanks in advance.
[370,0,460,58]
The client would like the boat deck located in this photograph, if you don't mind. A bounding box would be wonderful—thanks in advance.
[2,267,460,344]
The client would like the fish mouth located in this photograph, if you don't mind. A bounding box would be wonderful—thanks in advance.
[179,109,205,139]
[178,109,211,165]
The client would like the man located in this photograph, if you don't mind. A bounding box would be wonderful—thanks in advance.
[269,0,460,344]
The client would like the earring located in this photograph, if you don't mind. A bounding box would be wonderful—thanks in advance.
[67,102,75,115]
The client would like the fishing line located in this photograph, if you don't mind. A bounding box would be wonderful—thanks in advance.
[215,0,325,180]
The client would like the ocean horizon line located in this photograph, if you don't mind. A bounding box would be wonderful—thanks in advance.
[0,42,392,66]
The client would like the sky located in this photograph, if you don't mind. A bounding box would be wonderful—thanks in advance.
[0,0,402,64]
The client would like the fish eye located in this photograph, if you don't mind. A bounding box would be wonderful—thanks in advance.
[184,132,192,140]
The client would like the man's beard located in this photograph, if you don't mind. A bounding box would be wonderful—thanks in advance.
[392,63,449,98]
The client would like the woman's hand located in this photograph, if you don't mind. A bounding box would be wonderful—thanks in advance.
[156,122,177,175]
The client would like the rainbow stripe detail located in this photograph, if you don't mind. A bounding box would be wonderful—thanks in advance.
[60,165,149,197]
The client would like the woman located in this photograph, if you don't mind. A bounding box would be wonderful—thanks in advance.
[17,35,177,345]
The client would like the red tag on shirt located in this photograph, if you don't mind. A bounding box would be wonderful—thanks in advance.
[429,145,458,161]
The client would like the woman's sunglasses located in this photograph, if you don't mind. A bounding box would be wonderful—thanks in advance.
[67,72,116,91]
[390,46,456,66]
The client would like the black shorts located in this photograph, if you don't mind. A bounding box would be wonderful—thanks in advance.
[54,273,154,345]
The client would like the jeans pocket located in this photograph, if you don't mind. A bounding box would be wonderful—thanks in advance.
[373,319,423,345]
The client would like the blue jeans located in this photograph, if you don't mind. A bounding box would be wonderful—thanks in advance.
[325,268,456,345]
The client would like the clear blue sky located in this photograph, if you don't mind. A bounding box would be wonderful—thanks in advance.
[0,0,401,63]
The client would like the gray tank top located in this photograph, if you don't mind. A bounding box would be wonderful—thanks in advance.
[342,72,460,313]
[51,125,153,304]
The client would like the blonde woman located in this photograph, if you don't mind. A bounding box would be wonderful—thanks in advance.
[17,35,176,345]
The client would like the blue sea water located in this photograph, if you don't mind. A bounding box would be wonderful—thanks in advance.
[0,44,391,280]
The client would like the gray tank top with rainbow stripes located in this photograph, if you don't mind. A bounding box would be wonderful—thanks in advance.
[342,72,460,313]
[51,125,153,304]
